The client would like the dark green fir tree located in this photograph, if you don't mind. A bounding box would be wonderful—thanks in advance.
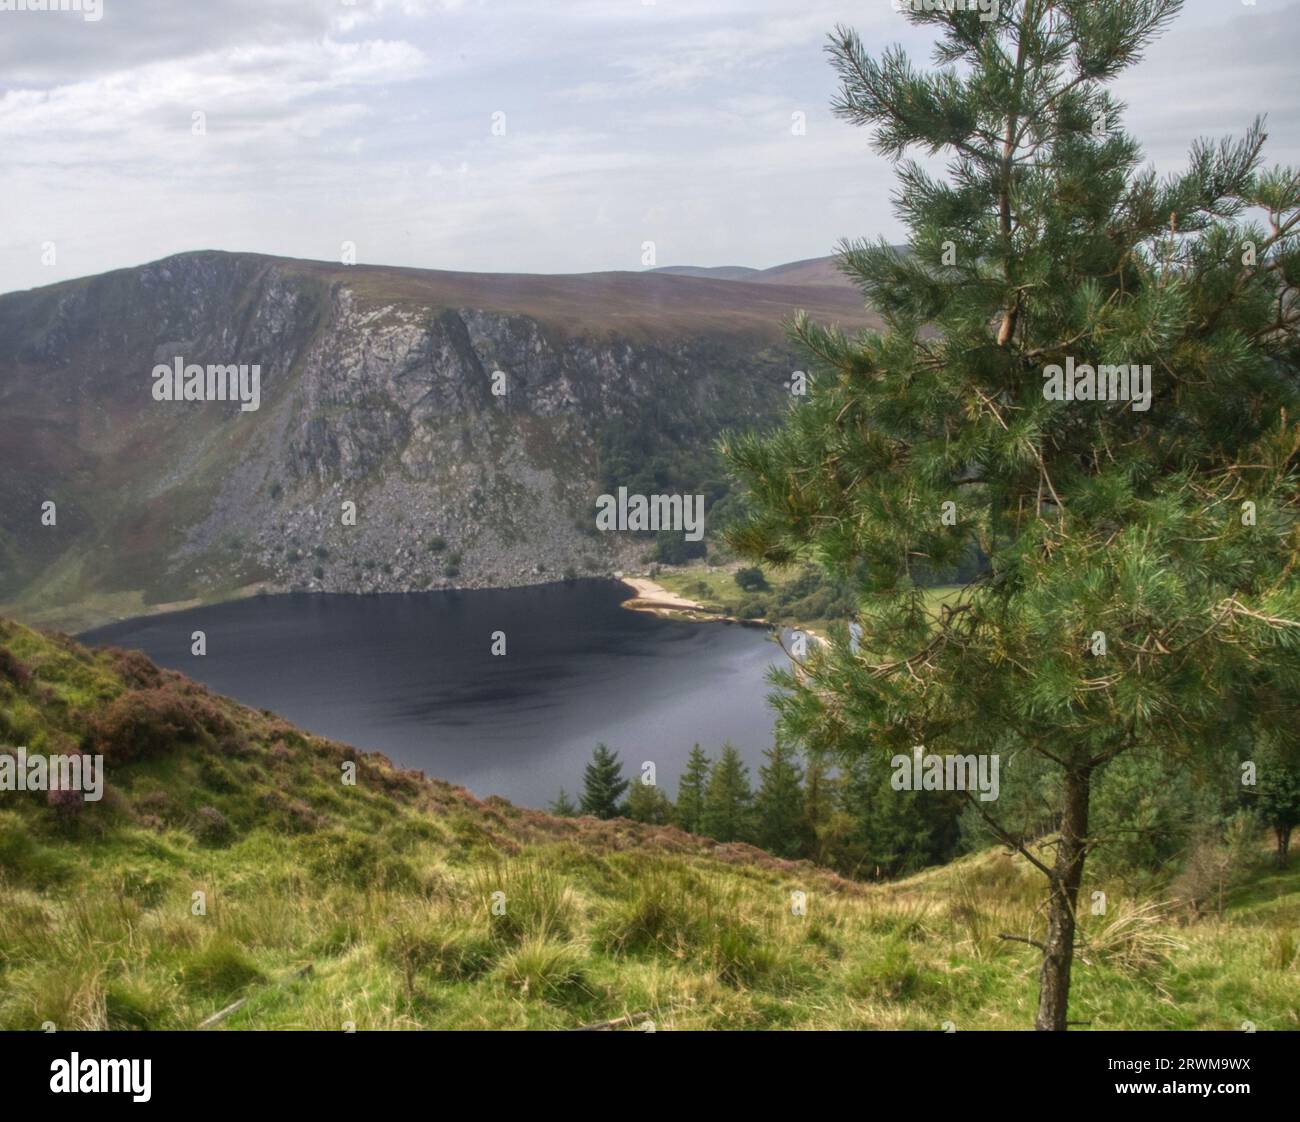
[702,742,756,843]
[674,744,712,834]
[579,743,629,819]
[754,741,808,858]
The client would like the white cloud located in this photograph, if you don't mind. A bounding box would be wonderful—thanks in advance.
[0,0,1294,292]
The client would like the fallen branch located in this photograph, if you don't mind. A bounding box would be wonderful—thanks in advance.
[575,1011,654,1032]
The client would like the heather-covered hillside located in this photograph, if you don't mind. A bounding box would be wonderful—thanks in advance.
[1,618,1294,1031]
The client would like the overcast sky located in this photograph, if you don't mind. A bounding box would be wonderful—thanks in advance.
[0,0,1295,294]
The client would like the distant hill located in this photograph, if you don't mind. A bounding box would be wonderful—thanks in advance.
[653,249,909,291]
[753,256,856,288]
[649,265,762,282]
[0,251,879,631]
[653,255,853,289]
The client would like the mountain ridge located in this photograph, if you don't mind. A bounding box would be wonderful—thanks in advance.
[0,249,879,632]
[5,249,868,336]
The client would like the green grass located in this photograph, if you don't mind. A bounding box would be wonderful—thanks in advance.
[655,564,961,636]
[0,616,1295,1030]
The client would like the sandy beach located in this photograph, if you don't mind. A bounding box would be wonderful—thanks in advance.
[618,576,706,614]
[619,575,830,649]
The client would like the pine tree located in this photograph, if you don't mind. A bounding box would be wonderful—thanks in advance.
[1252,739,1300,865]
[579,743,629,819]
[702,742,755,843]
[837,752,964,878]
[754,741,808,858]
[674,744,712,834]
[626,776,675,824]
[801,755,838,866]
[723,1,1299,1030]
[548,789,578,817]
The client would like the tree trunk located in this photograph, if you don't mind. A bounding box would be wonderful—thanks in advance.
[1035,765,1092,1031]
[1277,824,1292,867]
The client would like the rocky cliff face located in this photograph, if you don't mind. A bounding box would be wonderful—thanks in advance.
[0,251,875,629]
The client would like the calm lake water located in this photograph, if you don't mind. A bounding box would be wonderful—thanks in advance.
[80,580,786,807]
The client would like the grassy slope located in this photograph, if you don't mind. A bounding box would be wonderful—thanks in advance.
[0,618,1295,1031]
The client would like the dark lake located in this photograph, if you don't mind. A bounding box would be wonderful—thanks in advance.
[79,580,786,808]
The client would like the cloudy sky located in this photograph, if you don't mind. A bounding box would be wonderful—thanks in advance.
[1,0,1295,293]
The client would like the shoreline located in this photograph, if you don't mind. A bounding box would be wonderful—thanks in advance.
[10,571,819,644]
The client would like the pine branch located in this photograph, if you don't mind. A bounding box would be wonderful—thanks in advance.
[964,790,1057,881]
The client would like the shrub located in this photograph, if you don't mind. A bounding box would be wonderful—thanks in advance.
[654,532,706,565]
[46,785,86,822]
[1170,814,1264,917]
[106,648,163,689]
[0,646,33,688]
[194,806,233,847]
[260,790,324,834]
[89,687,218,763]
[216,731,251,758]
[734,566,769,592]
